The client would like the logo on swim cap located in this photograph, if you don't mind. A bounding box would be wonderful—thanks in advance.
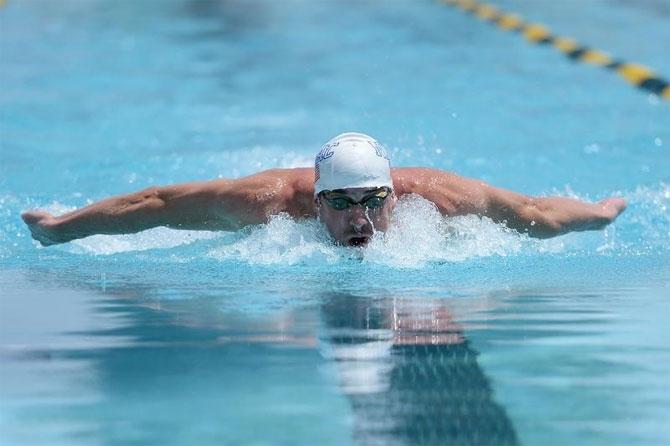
[369,140,390,161]
[315,142,337,165]
[314,132,393,195]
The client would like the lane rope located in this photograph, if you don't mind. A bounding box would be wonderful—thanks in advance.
[440,0,670,101]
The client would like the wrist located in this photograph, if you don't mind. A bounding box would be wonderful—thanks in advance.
[47,216,78,243]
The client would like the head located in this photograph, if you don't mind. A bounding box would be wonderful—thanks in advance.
[314,132,397,247]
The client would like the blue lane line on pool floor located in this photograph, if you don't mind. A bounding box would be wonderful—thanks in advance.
[440,0,670,101]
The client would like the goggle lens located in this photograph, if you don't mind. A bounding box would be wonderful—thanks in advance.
[322,188,390,211]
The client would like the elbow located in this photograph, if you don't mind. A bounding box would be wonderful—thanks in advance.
[142,186,165,208]
[143,187,169,215]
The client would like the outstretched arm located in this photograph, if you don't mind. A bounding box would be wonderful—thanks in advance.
[22,169,301,246]
[481,185,626,238]
[393,168,626,238]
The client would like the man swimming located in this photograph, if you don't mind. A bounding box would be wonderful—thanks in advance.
[22,132,626,247]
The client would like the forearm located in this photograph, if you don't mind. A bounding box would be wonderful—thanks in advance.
[49,188,170,243]
[23,172,294,246]
[394,169,625,239]
[486,191,625,238]
[45,182,235,243]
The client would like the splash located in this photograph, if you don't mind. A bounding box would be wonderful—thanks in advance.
[206,195,563,268]
[67,228,222,256]
[363,194,564,268]
[613,182,670,254]
[207,214,344,265]
[8,183,667,265]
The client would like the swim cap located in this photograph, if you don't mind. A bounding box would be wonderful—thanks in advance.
[314,132,392,195]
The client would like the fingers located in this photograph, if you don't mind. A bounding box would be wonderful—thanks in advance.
[21,210,52,225]
[598,197,627,219]
[21,210,59,246]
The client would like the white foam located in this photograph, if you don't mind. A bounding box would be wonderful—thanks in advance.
[205,195,563,268]
[67,228,222,255]
[207,214,343,265]
[363,194,563,268]
[621,182,670,250]
[36,183,670,264]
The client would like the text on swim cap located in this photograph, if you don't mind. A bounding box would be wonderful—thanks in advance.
[315,141,338,165]
[368,141,390,161]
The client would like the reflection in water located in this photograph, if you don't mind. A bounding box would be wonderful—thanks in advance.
[320,294,518,446]
[5,268,518,445]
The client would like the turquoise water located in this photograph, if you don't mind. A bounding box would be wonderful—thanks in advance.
[1,1,669,445]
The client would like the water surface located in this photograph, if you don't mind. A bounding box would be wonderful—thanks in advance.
[1,1,669,445]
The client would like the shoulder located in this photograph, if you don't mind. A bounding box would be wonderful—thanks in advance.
[239,168,316,218]
[283,168,317,217]
[391,167,456,195]
[254,168,314,198]
[390,167,489,215]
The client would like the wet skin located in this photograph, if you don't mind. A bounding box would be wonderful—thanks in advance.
[316,187,397,247]
[20,167,627,246]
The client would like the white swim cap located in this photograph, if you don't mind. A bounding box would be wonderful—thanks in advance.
[314,132,392,195]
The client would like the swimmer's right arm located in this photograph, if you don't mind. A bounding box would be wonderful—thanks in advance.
[21,169,298,246]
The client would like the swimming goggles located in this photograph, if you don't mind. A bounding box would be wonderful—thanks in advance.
[320,187,391,211]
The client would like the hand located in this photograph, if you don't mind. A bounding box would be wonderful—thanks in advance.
[588,197,627,230]
[21,210,65,246]
[598,197,627,221]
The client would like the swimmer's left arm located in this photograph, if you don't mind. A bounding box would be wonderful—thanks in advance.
[480,185,627,238]
[396,168,626,238]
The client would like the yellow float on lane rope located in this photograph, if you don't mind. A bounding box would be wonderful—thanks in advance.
[496,14,524,31]
[439,0,669,100]
[523,24,551,43]
[552,37,580,53]
[617,63,655,85]
[580,50,613,66]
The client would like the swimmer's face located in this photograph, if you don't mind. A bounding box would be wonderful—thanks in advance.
[316,187,396,247]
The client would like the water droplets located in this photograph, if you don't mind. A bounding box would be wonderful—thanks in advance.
[208,214,340,265]
[10,184,669,265]
[206,195,564,268]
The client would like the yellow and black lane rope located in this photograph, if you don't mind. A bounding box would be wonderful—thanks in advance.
[441,0,670,101]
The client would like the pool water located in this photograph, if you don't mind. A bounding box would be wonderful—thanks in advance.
[1,1,669,445]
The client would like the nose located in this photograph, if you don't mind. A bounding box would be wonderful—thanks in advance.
[349,206,372,232]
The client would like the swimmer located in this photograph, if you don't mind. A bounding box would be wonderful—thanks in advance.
[22,132,627,247]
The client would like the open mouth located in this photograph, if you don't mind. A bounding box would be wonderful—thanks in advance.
[347,236,370,247]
